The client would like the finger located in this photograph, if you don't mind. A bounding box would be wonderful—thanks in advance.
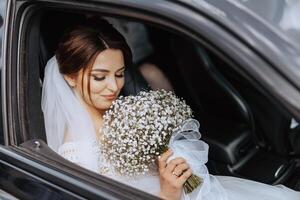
[158,149,173,171]
[178,168,193,185]
[173,163,189,177]
[165,157,186,173]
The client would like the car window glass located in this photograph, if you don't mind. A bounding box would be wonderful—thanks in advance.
[0,0,6,145]
[185,0,300,45]
[235,0,300,44]
[0,0,6,65]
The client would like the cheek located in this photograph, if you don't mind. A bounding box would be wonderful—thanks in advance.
[89,80,106,93]
[117,78,125,92]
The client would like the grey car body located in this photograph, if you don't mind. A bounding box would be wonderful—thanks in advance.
[0,0,299,199]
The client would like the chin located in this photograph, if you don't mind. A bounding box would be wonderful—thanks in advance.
[95,102,113,111]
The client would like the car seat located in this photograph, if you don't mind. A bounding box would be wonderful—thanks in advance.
[164,33,295,184]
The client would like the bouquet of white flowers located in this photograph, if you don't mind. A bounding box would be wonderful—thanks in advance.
[100,90,202,193]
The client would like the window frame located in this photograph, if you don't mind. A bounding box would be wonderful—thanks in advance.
[2,0,300,198]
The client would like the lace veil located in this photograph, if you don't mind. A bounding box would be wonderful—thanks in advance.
[41,56,99,172]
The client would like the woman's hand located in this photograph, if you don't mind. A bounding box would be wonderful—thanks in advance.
[158,149,192,200]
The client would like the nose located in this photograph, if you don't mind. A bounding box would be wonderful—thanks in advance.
[106,76,118,92]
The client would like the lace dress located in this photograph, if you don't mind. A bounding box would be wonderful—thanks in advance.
[58,140,300,200]
[58,140,161,195]
[58,140,112,175]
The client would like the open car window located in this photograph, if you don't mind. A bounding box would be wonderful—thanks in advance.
[2,0,300,199]
[24,8,297,194]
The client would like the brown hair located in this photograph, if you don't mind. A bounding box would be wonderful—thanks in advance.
[55,18,132,98]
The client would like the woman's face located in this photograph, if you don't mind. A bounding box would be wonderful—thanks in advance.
[67,48,125,111]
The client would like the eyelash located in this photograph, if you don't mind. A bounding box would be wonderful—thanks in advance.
[92,76,105,81]
[115,73,125,78]
[92,73,124,81]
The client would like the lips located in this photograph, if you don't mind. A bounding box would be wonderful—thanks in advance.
[102,94,116,100]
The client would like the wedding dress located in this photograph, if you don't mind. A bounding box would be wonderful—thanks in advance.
[57,137,300,200]
[42,56,300,200]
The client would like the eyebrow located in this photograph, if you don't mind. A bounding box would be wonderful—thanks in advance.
[91,66,125,73]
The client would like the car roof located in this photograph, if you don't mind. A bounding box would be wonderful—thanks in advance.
[175,0,300,88]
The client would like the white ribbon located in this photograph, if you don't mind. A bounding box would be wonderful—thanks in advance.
[168,118,211,198]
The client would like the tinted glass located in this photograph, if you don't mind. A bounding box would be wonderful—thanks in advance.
[185,0,300,44]
[0,0,6,64]
[235,0,300,44]
[0,0,6,145]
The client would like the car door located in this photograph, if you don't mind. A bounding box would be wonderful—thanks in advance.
[1,0,300,199]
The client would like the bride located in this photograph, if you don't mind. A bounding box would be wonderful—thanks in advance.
[41,18,300,200]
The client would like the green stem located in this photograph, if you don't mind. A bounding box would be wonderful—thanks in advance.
[183,174,203,194]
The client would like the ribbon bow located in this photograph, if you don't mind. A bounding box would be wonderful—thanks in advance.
[168,118,211,197]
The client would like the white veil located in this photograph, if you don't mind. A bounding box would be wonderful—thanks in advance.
[41,56,99,172]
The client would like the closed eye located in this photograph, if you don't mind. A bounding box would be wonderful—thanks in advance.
[115,71,125,78]
[92,75,105,81]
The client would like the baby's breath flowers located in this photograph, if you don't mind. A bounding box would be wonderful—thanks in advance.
[100,90,201,193]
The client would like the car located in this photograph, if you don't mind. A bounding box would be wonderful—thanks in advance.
[0,0,300,199]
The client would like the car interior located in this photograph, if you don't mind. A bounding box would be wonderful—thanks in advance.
[15,7,300,192]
